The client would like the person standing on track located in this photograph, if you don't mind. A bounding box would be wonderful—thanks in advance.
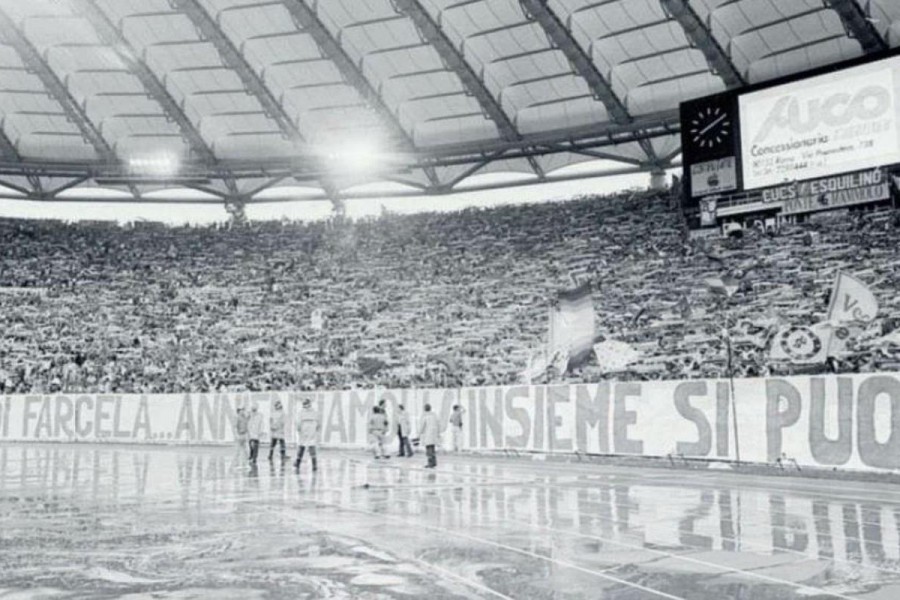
[450,404,464,452]
[396,403,413,457]
[419,403,439,469]
[369,405,390,459]
[247,403,264,465]
[294,398,320,472]
[233,406,250,468]
[268,399,286,462]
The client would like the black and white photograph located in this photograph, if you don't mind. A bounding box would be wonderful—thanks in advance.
[1,0,900,598]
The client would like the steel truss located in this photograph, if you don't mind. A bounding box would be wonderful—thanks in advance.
[823,0,889,54]
[659,0,745,88]
[0,113,680,201]
[394,0,546,179]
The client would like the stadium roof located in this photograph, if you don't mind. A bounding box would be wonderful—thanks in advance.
[0,0,895,204]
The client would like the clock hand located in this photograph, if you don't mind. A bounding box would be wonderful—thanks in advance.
[699,113,727,136]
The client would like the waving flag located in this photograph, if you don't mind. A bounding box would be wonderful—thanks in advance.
[704,276,740,298]
[827,272,878,323]
[548,283,595,371]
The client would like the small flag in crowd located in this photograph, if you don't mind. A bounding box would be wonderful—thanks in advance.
[357,356,387,376]
[593,340,640,373]
[427,352,460,373]
[677,295,692,321]
[310,308,325,331]
[826,272,878,323]
[522,348,548,383]
[704,276,740,298]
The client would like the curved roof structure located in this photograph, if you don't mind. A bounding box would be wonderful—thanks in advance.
[0,0,895,204]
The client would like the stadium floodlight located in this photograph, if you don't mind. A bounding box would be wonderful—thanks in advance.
[321,139,385,175]
[128,154,180,178]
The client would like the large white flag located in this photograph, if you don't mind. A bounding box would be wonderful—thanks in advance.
[827,272,878,323]
[548,283,595,371]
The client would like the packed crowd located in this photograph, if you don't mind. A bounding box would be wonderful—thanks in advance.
[0,190,898,394]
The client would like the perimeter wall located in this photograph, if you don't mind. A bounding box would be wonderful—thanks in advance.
[1,372,899,472]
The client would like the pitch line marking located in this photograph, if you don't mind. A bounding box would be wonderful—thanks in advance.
[297,495,687,600]
[369,489,857,600]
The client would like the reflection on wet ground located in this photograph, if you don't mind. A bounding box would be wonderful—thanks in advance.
[2,445,900,598]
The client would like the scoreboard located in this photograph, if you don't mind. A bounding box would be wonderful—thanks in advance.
[680,48,900,223]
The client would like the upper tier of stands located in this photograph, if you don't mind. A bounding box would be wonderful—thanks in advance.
[1,191,899,394]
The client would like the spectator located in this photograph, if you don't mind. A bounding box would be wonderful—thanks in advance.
[396,404,413,458]
[419,403,439,469]
[368,406,389,460]
[247,403,264,464]
[0,193,896,391]
[449,405,464,452]
[268,400,286,462]
[294,398,320,472]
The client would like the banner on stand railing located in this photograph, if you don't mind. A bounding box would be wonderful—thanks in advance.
[2,373,899,472]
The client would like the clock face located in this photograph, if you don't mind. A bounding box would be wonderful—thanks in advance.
[689,106,732,150]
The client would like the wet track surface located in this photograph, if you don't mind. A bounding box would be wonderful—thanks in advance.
[2,444,900,598]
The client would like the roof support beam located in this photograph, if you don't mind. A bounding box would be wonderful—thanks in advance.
[172,0,304,145]
[0,175,34,195]
[74,0,218,165]
[823,0,889,54]
[282,0,404,132]
[394,0,516,139]
[171,0,346,201]
[519,0,629,122]
[394,0,544,177]
[0,8,114,164]
[519,0,662,167]
[0,126,19,161]
[658,0,744,88]
[282,0,437,184]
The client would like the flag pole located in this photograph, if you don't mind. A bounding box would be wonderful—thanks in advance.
[825,271,841,322]
[727,331,741,465]
[722,300,741,465]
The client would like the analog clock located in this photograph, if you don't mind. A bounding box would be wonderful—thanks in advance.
[689,106,732,150]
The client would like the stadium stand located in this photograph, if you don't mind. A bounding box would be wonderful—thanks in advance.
[1,191,899,394]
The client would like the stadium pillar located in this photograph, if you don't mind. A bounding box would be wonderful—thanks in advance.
[649,169,668,191]
[224,196,248,224]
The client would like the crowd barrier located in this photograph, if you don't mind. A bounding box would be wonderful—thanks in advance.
[1,372,899,472]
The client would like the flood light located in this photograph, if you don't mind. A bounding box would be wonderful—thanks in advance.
[322,139,383,175]
[128,154,180,177]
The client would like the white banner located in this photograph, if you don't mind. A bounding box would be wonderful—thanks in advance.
[740,56,900,190]
[2,373,900,472]
[764,168,891,214]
